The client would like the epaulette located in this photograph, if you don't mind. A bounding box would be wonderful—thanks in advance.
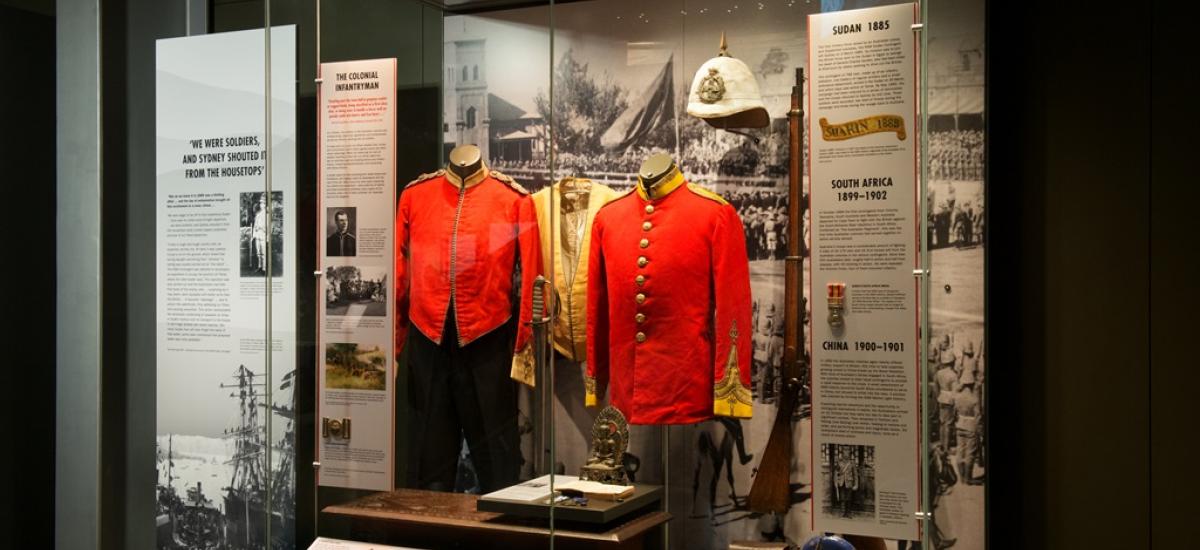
[490,171,529,195]
[406,169,445,188]
[597,187,636,211]
[686,182,729,205]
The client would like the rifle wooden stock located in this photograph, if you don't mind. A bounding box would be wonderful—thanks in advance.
[748,67,806,514]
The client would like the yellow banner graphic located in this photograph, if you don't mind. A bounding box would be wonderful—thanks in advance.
[819,115,907,141]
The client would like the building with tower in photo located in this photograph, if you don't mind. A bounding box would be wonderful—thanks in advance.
[444,38,545,163]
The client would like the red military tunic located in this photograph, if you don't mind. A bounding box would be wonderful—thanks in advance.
[586,168,753,424]
[394,167,540,356]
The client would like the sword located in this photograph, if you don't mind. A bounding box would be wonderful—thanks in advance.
[530,275,552,474]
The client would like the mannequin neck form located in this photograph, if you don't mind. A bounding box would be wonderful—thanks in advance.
[636,166,685,201]
[448,158,484,180]
[637,153,683,199]
[641,168,673,189]
[447,144,486,187]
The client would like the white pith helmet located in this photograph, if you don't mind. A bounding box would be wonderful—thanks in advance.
[687,32,769,129]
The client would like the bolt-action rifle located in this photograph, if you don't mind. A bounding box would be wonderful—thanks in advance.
[747,67,807,514]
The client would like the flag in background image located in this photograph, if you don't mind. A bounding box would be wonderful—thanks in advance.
[600,55,675,152]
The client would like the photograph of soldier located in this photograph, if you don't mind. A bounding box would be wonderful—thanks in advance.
[934,334,960,450]
[954,367,983,485]
[324,265,387,317]
[239,191,283,277]
[820,443,875,521]
[325,207,357,257]
[927,172,984,250]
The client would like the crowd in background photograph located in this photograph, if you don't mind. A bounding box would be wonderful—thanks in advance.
[929,129,984,182]
[727,189,791,261]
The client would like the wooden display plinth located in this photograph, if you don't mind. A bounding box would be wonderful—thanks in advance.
[321,488,670,550]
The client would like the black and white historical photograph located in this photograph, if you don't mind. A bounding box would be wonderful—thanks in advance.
[325,206,357,257]
[924,3,986,547]
[444,0,984,547]
[324,265,387,317]
[155,364,296,550]
[820,443,876,521]
[239,191,284,277]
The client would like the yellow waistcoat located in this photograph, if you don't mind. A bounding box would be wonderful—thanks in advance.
[530,179,620,366]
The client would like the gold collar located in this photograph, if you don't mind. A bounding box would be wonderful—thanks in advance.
[636,167,685,200]
[445,165,490,189]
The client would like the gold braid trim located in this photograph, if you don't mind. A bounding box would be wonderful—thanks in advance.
[714,322,752,418]
[406,169,445,188]
[584,374,599,407]
[490,170,529,194]
[686,182,730,205]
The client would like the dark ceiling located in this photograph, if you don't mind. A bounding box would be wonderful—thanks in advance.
[0,0,54,16]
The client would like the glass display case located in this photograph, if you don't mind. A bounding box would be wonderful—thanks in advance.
[147,0,987,548]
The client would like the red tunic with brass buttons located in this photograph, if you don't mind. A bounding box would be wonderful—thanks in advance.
[394,168,540,356]
[586,169,753,424]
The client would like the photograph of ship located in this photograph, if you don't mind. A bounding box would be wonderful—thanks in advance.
[156,365,295,549]
[324,342,387,391]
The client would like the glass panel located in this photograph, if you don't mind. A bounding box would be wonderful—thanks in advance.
[155,4,283,549]
[299,1,557,547]
[276,0,986,547]
[923,1,988,548]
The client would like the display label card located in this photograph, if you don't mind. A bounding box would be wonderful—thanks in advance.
[480,475,580,503]
[309,537,422,550]
[807,3,921,540]
[316,58,398,491]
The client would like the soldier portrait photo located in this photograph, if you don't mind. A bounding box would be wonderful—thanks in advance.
[820,443,876,521]
[325,206,357,257]
[239,191,283,277]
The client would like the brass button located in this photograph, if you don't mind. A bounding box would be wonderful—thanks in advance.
[635,293,646,304]
[644,204,654,214]
[635,275,645,286]
[642,221,652,231]
[639,238,649,249]
[635,313,646,324]
[638,256,648,267]
[635,332,647,343]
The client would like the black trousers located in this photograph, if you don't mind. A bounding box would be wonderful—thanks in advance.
[405,310,520,493]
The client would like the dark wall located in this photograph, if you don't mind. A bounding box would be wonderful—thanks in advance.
[988,0,1190,547]
[100,1,188,549]
[0,5,56,549]
[1146,2,1196,545]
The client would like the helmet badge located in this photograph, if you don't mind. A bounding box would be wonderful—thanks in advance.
[698,68,726,104]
